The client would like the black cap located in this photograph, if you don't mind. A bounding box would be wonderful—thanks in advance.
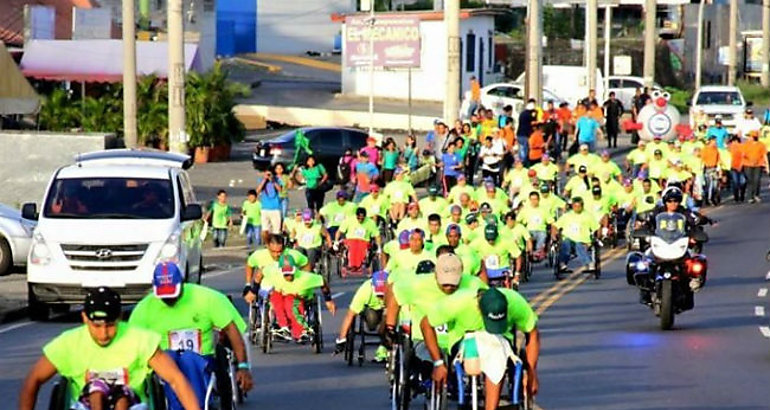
[591,185,602,196]
[578,165,587,173]
[84,287,122,322]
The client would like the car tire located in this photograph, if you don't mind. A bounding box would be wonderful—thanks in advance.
[0,237,12,276]
[28,284,50,322]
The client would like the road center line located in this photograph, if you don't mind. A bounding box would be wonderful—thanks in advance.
[0,321,32,335]
[755,306,765,317]
[759,288,768,298]
[331,292,345,300]
[759,326,770,338]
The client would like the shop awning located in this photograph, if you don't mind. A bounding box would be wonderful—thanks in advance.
[0,41,40,115]
[20,39,201,83]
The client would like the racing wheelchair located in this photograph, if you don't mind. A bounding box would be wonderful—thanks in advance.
[343,308,385,367]
[550,236,602,280]
[248,289,324,354]
[49,374,167,410]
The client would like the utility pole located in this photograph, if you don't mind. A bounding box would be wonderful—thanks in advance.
[168,0,186,154]
[586,0,598,91]
[643,0,657,88]
[526,0,542,101]
[603,5,612,100]
[695,0,705,89]
[727,0,738,85]
[763,0,770,87]
[367,3,375,137]
[122,0,137,148]
[444,0,460,124]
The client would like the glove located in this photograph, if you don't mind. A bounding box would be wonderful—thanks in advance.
[384,325,397,348]
[242,284,254,297]
[332,241,340,252]
[334,338,346,355]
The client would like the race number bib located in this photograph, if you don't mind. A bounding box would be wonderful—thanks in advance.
[168,329,202,353]
[354,227,366,238]
[334,213,346,223]
[301,233,315,247]
[530,215,542,226]
[369,206,379,216]
[393,191,405,201]
[86,368,128,386]
[568,223,581,236]
[485,255,501,270]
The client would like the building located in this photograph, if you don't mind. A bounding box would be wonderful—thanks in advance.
[0,0,98,46]
[337,9,498,103]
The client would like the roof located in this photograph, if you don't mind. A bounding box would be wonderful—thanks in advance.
[57,164,176,180]
[76,149,193,170]
[0,41,40,114]
[0,0,98,46]
[20,39,201,82]
[331,8,501,23]
[696,85,742,92]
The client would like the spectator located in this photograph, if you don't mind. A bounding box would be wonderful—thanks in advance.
[479,135,505,185]
[273,163,291,217]
[498,105,514,129]
[360,137,381,167]
[737,109,761,139]
[516,100,537,163]
[205,189,233,248]
[575,103,603,152]
[241,189,262,251]
[403,135,419,171]
[300,155,328,212]
[728,135,746,202]
[582,89,599,106]
[743,130,769,203]
[427,121,449,157]
[381,138,400,183]
[706,118,730,150]
[603,91,624,149]
[528,123,547,165]
[441,140,463,192]
[468,76,481,119]
[354,151,379,203]
[257,166,284,243]
[557,102,573,154]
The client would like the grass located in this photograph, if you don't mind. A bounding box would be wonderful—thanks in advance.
[737,79,770,108]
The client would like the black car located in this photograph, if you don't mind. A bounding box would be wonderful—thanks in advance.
[252,127,369,182]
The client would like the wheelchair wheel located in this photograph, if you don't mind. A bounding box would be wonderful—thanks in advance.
[522,253,532,283]
[311,295,324,354]
[214,344,236,410]
[593,244,601,279]
[319,250,331,284]
[148,374,168,410]
[260,301,272,354]
[391,337,413,410]
[344,316,355,366]
[48,377,70,410]
[248,301,259,346]
[551,242,561,280]
[356,314,366,366]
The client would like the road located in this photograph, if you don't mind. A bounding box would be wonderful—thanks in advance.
[2,196,769,409]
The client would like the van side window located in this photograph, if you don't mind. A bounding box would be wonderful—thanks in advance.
[178,172,196,205]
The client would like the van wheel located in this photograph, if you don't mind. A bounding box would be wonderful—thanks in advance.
[28,285,50,321]
[0,237,12,276]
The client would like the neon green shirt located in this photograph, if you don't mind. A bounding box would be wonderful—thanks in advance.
[246,249,309,290]
[584,195,615,221]
[130,284,234,356]
[448,184,475,204]
[565,175,591,198]
[453,243,481,276]
[501,223,532,249]
[43,322,160,403]
[645,142,670,159]
[279,270,324,299]
[386,248,436,284]
[241,200,261,226]
[540,194,566,218]
[426,287,538,347]
[567,153,600,173]
[594,160,622,180]
[419,197,450,219]
[209,202,231,229]
[360,193,389,218]
[424,230,449,252]
[295,222,324,249]
[349,279,384,314]
[319,201,357,228]
[554,210,599,243]
[397,216,428,234]
[531,162,559,182]
[470,237,522,270]
[383,180,416,204]
[503,168,530,190]
[626,148,648,166]
[647,158,668,179]
[634,190,658,214]
[339,217,379,241]
[517,205,554,232]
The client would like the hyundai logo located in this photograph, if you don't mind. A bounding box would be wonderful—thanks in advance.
[95,248,113,260]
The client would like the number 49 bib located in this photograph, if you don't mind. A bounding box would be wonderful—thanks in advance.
[168,329,202,353]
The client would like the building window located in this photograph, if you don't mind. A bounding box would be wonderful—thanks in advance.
[705,21,711,49]
[488,34,493,69]
[466,32,476,72]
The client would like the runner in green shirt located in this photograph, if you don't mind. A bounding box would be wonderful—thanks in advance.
[319,190,357,238]
[335,271,390,362]
[551,197,600,272]
[293,209,333,270]
[19,287,200,410]
[241,189,262,251]
[205,190,233,248]
[471,223,523,286]
[130,263,254,395]
[517,192,554,258]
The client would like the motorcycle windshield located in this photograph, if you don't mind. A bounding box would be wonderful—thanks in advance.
[654,213,687,244]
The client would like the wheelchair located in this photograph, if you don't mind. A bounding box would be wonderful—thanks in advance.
[338,237,379,278]
[550,236,602,280]
[249,290,323,354]
[215,335,247,407]
[343,309,384,367]
[49,373,167,410]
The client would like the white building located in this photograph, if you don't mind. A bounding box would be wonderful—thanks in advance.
[257,0,356,54]
[338,9,497,103]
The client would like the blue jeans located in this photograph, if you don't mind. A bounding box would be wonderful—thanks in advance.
[212,228,228,247]
[245,223,261,251]
[280,197,289,217]
[467,101,479,119]
[559,239,591,267]
[530,230,547,252]
[517,136,529,163]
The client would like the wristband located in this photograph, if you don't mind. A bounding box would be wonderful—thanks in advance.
[433,359,445,368]
[237,362,250,370]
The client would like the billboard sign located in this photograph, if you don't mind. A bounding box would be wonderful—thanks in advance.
[344,15,420,69]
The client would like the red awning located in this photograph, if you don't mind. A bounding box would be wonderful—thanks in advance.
[20,39,202,83]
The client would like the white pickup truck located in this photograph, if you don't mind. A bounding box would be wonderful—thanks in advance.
[22,150,205,320]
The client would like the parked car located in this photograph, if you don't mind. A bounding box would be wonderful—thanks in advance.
[0,203,36,276]
[688,85,750,132]
[607,76,662,110]
[252,127,369,182]
[460,82,569,119]
[22,149,204,320]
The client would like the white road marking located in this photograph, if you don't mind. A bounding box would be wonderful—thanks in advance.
[0,321,32,335]
[755,306,765,317]
[204,268,239,279]
[765,271,770,281]
[759,288,768,298]
[760,326,770,338]
[331,292,345,300]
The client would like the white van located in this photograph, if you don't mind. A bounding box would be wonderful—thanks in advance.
[22,150,204,320]
[515,65,604,107]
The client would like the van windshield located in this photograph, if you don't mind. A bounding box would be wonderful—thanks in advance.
[43,177,175,219]
[695,91,743,106]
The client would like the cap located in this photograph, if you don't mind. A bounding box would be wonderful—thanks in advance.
[654,149,662,155]
[580,144,589,151]
[480,288,508,334]
[578,165,588,173]
[479,202,492,212]
[394,167,406,176]
[416,260,436,275]
[456,174,466,181]
[539,184,550,193]
[542,154,550,161]
[279,254,297,276]
[435,253,463,286]
[465,212,478,224]
[601,150,610,157]
[527,169,537,178]
[484,223,499,241]
[638,141,646,147]
[485,180,495,190]
[84,286,122,322]
[153,262,183,299]
[398,230,411,249]
[428,185,440,195]
[591,185,602,196]
[446,223,462,236]
[302,208,313,222]
[622,178,633,187]
[370,184,380,193]
[407,202,419,210]
[336,190,348,199]
[371,271,388,296]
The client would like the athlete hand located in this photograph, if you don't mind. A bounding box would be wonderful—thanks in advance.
[432,364,448,386]
[526,369,539,397]
[243,287,256,305]
[325,300,337,316]
[236,369,254,392]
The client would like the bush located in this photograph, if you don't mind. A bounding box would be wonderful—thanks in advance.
[664,87,691,114]
[737,79,770,107]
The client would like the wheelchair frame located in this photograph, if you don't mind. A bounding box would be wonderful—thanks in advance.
[48,373,167,410]
[343,310,383,367]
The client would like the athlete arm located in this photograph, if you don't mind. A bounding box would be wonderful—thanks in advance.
[19,356,57,410]
[321,282,337,315]
[223,322,254,392]
[148,349,201,410]
[525,328,541,396]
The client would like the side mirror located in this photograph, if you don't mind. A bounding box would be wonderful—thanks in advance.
[686,101,692,107]
[747,101,754,107]
[632,229,651,239]
[21,203,38,220]
[181,204,202,222]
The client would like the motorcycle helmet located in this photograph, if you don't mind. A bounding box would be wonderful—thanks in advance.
[662,186,683,204]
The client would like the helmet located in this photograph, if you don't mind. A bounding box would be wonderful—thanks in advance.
[662,186,683,203]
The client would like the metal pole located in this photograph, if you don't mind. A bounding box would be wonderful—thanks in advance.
[727,0,738,85]
[763,0,770,87]
[122,0,137,148]
[643,0,657,88]
[408,67,413,134]
[168,0,186,153]
[695,0,705,89]
[603,5,611,101]
[444,0,460,124]
[587,0,598,91]
[527,0,543,101]
[368,5,375,136]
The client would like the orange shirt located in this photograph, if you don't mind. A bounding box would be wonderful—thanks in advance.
[743,140,769,167]
[589,107,604,121]
[470,80,481,102]
[728,142,744,170]
[573,105,587,119]
[529,130,546,161]
[501,127,515,150]
[701,145,719,168]
[557,107,572,124]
